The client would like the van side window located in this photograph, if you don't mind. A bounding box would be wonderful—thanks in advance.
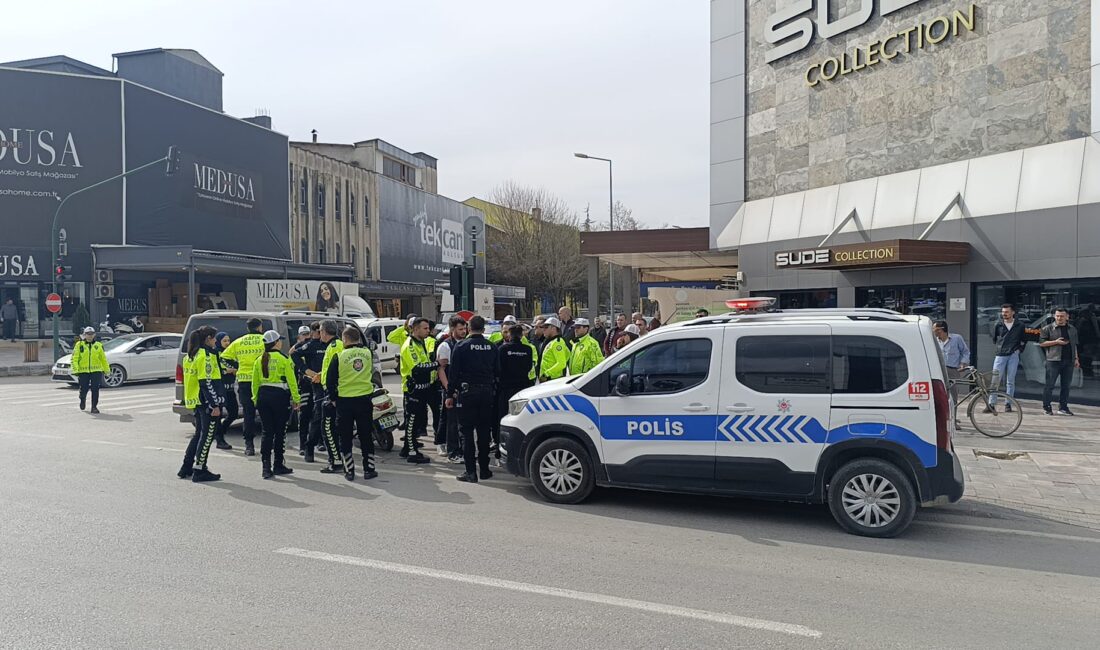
[366,327,382,344]
[735,336,830,394]
[832,336,908,394]
[608,339,712,395]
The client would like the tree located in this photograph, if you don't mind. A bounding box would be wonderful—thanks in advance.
[484,182,586,310]
[612,200,640,231]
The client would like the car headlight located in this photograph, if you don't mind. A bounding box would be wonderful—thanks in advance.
[508,399,529,416]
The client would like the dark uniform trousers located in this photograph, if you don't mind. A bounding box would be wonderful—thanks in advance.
[336,395,375,474]
[404,390,431,456]
[78,372,103,408]
[309,383,341,467]
[218,382,239,441]
[237,381,259,444]
[184,406,218,470]
[458,385,495,474]
[297,378,314,450]
[256,386,291,467]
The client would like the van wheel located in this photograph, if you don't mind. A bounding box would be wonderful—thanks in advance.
[828,459,916,538]
[528,437,594,504]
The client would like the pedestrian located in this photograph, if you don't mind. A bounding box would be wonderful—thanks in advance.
[632,312,648,336]
[530,316,548,349]
[568,318,604,375]
[1,298,18,341]
[616,324,641,350]
[604,313,628,355]
[558,306,577,344]
[326,326,378,481]
[178,326,224,483]
[317,319,346,473]
[213,332,237,450]
[1040,307,1081,416]
[498,324,534,448]
[590,317,607,350]
[932,321,970,405]
[399,317,436,464]
[488,315,517,344]
[72,326,108,414]
[436,315,468,461]
[251,330,300,479]
[537,317,570,382]
[447,315,500,483]
[649,313,662,331]
[221,318,266,456]
[695,308,710,319]
[989,303,1026,413]
[289,325,314,455]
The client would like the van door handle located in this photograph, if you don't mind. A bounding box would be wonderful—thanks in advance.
[682,403,709,412]
[726,404,755,413]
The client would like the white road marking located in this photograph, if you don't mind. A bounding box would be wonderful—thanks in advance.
[101,400,173,412]
[137,408,174,415]
[81,439,127,446]
[11,392,165,407]
[274,547,823,638]
[919,521,1100,544]
[141,446,186,453]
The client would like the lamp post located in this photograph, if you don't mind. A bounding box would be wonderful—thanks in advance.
[574,153,614,318]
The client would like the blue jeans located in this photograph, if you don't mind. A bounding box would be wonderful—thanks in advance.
[990,351,1020,405]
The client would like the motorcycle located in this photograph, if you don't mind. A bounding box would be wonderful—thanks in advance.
[371,387,400,452]
[99,314,145,335]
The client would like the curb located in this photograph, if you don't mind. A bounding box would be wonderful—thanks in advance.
[0,365,51,377]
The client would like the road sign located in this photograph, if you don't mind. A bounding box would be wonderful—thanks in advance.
[45,293,63,314]
[456,310,476,322]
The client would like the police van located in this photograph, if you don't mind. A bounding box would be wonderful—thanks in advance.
[499,300,965,537]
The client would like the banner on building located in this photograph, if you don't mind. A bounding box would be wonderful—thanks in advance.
[247,280,361,314]
[647,287,736,324]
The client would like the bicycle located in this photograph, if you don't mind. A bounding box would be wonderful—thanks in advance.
[950,366,1022,438]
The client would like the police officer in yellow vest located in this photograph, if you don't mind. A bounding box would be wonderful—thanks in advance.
[325,325,378,481]
[179,325,226,483]
[221,318,265,456]
[537,317,570,382]
[317,319,346,474]
[568,318,604,375]
[72,326,109,413]
[251,330,301,480]
[399,318,436,464]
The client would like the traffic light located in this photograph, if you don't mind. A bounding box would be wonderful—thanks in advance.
[165,145,181,176]
[55,259,72,282]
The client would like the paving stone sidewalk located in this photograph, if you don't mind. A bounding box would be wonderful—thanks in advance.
[0,341,52,377]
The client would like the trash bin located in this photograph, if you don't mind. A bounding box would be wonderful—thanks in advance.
[24,341,39,363]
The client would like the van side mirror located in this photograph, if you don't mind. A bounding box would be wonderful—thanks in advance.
[613,372,632,396]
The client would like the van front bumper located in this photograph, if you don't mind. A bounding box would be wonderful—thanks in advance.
[500,426,528,478]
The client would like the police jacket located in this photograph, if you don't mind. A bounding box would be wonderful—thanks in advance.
[499,340,534,387]
[183,346,226,410]
[71,339,109,374]
[448,333,500,395]
[292,338,327,374]
[325,343,375,399]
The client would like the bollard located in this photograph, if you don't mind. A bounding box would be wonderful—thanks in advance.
[24,340,39,363]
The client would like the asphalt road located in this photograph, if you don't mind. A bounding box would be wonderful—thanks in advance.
[2,376,1099,649]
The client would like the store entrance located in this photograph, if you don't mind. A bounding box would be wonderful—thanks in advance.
[0,283,40,340]
[857,285,947,321]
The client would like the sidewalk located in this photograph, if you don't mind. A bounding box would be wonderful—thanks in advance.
[955,397,1100,530]
[0,340,53,377]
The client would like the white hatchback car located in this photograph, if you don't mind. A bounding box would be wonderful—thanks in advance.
[500,307,965,538]
[53,332,183,388]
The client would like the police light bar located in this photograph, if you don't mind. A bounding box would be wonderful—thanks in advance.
[725,297,776,313]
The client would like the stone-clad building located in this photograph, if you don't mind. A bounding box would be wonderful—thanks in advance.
[710,0,1100,404]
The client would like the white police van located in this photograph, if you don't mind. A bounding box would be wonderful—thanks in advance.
[499,300,964,537]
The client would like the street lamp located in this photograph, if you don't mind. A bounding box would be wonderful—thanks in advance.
[574,152,614,319]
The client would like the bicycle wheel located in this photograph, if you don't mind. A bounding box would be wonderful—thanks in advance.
[967,391,1022,438]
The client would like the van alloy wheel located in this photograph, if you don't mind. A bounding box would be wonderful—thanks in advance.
[538,448,584,495]
[841,473,901,528]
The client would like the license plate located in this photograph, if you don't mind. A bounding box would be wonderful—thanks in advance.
[379,414,399,430]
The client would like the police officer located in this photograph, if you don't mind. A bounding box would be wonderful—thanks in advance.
[178,326,225,483]
[213,332,237,450]
[326,326,379,481]
[568,318,604,375]
[72,326,108,413]
[251,330,301,479]
[399,318,436,464]
[488,315,517,344]
[317,319,346,473]
[388,314,417,431]
[537,317,570,382]
[436,315,468,460]
[497,324,534,453]
[447,315,500,483]
[221,318,265,456]
[289,325,315,456]
[292,322,327,463]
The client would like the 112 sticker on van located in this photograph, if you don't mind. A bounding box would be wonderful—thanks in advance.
[908,381,930,401]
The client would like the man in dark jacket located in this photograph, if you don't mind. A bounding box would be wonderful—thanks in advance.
[604,313,628,355]
[989,303,1026,412]
[1039,308,1081,416]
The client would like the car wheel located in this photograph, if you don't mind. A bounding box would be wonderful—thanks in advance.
[528,437,594,504]
[103,364,127,388]
[828,459,916,538]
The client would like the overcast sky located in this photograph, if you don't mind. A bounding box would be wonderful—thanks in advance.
[4,0,709,228]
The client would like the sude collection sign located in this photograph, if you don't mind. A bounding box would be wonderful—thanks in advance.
[763,0,979,86]
[774,239,970,270]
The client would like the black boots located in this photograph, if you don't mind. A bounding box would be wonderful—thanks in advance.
[192,468,220,482]
[244,440,256,456]
[90,407,100,414]
[406,454,431,464]
[480,468,493,481]
[273,463,293,476]
[457,472,478,483]
[177,464,193,479]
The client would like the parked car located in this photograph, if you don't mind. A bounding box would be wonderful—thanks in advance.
[358,317,405,373]
[52,332,182,388]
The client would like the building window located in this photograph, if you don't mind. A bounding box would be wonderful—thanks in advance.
[317,181,326,217]
[335,187,342,221]
[299,172,309,216]
[318,242,326,264]
[350,190,356,224]
[300,238,308,263]
[351,245,357,275]
[364,196,370,226]
[383,157,416,186]
[364,248,371,278]
[335,243,342,264]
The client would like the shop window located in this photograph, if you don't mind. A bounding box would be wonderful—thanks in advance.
[735,335,830,394]
[755,289,836,309]
[857,285,946,320]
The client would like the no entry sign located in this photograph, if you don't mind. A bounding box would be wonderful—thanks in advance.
[45,293,62,314]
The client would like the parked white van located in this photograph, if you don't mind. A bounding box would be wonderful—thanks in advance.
[499,306,964,537]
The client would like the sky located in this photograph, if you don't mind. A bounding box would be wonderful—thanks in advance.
[3,0,710,228]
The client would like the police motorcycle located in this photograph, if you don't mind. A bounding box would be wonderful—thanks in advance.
[369,387,401,451]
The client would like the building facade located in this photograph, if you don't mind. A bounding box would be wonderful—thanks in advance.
[711,0,1100,404]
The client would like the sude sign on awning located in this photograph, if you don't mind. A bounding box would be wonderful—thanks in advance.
[774,239,969,270]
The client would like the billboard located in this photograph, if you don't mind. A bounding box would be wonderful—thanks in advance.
[122,83,289,259]
[247,279,360,313]
[378,176,486,285]
[0,69,124,251]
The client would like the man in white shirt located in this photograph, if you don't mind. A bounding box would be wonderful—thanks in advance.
[435,315,468,460]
